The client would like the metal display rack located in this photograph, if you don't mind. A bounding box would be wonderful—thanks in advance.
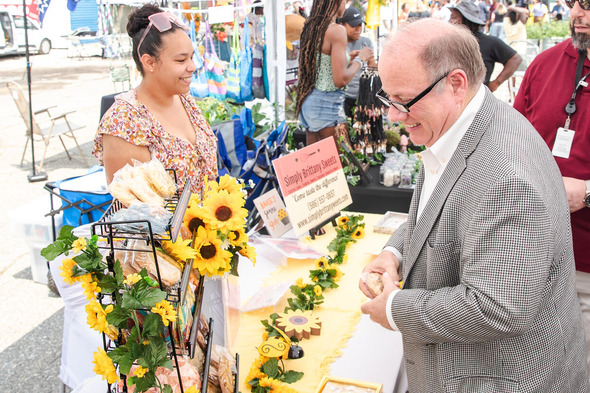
[89,177,237,393]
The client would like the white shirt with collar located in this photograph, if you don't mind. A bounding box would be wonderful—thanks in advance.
[383,84,486,331]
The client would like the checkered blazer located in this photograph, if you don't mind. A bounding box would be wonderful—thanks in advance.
[386,89,589,392]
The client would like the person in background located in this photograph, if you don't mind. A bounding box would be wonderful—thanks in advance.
[489,1,507,39]
[408,0,431,19]
[478,0,491,32]
[399,2,411,23]
[450,1,522,91]
[93,4,217,197]
[434,0,452,22]
[338,6,377,118]
[531,0,549,21]
[514,0,590,372]
[296,0,373,146]
[360,18,589,392]
[551,0,570,19]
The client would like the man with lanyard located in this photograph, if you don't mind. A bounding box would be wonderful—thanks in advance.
[514,0,590,372]
[337,6,376,118]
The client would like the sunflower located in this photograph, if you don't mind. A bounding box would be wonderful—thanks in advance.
[193,226,232,276]
[59,258,80,285]
[333,267,343,282]
[337,216,349,227]
[151,299,177,327]
[228,227,248,246]
[275,309,322,340]
[162,236,197,262]
[92,347,119,384]
[296,278,305,288]
[315,257,329,269]
[313,285,323,297]
[351,226,365,240]
[86,301,114,334]
[238,244,257,265]
[183,202,209,235]
[201,189,248,231]
[124,273,142,286]
[185,386,199,393]
[80,273,101,301]
[72,237,87,254]
[208,174,244,195]
[133,365,148,378]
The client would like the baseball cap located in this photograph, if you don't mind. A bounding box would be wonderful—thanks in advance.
[449,1,485,25]
[337,7,364,27]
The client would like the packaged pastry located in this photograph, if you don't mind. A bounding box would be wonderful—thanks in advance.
[121,239,182,287]
[131,169,165,207]
[144,158,177,198]
[108,164,140,206]
[362,272,384,297]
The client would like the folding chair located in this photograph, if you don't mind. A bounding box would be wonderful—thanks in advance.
[7,81,87,171]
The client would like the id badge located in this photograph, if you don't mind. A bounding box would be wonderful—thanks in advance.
[552,127,575,159]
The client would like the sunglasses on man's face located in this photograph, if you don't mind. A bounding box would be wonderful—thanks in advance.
[137,12,189,59]
[565,0,590,10]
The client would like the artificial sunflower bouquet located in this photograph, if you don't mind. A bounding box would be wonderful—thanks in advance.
[41,174,257,393]
[245,214,365,393]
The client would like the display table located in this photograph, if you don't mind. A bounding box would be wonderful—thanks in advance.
[347,166,414,214]
[235,213,408,393]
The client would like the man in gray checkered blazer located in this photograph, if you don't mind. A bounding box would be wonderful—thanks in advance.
[360,19,590,392]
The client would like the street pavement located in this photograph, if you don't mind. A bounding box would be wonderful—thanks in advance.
[0,48,513,392]
[0,48,134,392]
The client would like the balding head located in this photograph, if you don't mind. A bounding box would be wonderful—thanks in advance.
[382,19,485,92]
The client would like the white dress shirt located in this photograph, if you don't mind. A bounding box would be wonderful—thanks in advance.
[384,85,486,331]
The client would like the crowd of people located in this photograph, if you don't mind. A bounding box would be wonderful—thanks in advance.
[89,0,590,392]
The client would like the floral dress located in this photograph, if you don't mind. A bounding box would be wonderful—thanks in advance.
[93,90,217,198]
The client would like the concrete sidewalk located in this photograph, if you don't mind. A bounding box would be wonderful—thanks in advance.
[0,48,134,392]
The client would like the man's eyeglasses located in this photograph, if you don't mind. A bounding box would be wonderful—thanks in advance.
[376,72,450,113]
[565,0,590,10]
[137,12,189,59]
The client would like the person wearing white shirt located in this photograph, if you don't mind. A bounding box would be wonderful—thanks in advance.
[359,18,589,392]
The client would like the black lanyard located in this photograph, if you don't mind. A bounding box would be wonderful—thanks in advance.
[564,49,590,128]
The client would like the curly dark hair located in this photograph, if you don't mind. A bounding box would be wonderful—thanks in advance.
[127,3,185,75]
[296,0,343,115]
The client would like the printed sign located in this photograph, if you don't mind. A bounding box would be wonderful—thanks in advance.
[253,188,292,238]
[273,138,351,236]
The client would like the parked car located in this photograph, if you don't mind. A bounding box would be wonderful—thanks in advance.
[0,10,52,56]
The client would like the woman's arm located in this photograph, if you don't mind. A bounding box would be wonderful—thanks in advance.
[102,134,151,184]
[325,24,373,88]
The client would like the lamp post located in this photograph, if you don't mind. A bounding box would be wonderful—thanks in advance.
[23,0,47,182]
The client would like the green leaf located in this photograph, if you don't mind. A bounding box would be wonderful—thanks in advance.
[121,292,144,310]
[73,252,101,271]
[40,242,66,261]
[280,370,304,384]
[142,313,162,338]
[106,305,131,328]
[261,358,279,379]
[162,385,173,393]
[113,260,124,286]
[99,274,119,293]
[133,372,157,392]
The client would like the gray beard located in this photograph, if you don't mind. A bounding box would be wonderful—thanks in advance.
[570,19,590,50]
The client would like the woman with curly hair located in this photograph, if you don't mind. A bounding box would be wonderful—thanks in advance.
[296,0,373,146]
[93,4,217,198]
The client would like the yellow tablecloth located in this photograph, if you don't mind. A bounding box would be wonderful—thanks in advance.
[236,213,393,393]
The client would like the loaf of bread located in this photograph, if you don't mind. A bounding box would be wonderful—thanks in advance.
[144,158,177,198]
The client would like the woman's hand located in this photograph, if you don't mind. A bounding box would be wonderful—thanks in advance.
[358,46,374,63]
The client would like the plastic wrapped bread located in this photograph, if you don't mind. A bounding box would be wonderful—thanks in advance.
[130,168,165,207]
[144,158,177,198]
[108,164,140,206]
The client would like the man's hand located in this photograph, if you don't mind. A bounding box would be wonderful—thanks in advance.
[360,272,400,330]
[563,176,587,212]
[359,250,400,299]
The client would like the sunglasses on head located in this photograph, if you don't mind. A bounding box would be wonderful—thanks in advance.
[137,12,189,59]
[565,0,590,10]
